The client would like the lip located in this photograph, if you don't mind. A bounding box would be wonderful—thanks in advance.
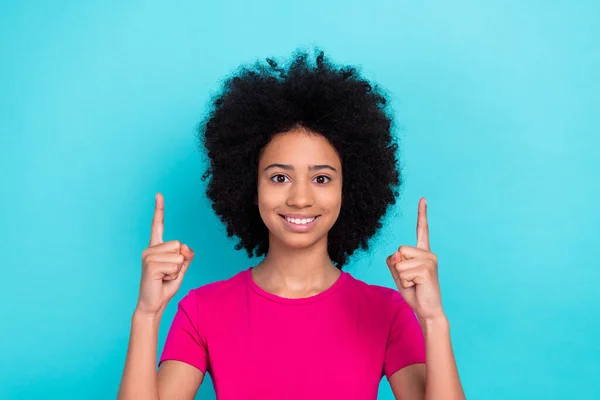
[280,213,319,219]
[279,214,320,232]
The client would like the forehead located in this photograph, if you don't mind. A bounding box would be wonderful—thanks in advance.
[259,130,341,167]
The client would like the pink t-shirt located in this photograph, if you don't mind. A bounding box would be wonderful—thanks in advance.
[159,267,426,399]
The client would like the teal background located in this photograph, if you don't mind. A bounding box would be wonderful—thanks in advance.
[1,0,599,398]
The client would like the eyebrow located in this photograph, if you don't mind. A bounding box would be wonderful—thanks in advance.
[263,163,338,173]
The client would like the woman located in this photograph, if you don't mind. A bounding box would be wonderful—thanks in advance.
[118,50,465,399]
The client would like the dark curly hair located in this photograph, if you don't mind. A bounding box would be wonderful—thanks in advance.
[198,48,402,268]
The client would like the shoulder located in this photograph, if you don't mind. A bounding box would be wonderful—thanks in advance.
[343,273,410,314]
[186,270,247,302]
[345,273,405,302]
[178,269,247,308]
[170,269,248,332]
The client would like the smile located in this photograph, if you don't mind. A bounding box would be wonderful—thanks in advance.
[279,214,320,231]
[284,216,317,225]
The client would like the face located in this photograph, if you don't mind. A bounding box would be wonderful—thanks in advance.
[257,128,343,251]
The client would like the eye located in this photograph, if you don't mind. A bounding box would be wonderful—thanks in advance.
[271,174,289,183]
[313,175,331,184]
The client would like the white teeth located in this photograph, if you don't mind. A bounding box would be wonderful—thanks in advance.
[285,216,316,225]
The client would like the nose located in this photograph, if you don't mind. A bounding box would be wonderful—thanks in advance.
[286,180,314,208]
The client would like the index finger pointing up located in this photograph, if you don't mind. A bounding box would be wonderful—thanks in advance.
[150,193,164,246]
[416,197,430,250]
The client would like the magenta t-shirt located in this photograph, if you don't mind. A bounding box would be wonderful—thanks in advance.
[159,267,426,399]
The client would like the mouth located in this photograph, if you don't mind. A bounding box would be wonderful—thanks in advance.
[279,214,320,231]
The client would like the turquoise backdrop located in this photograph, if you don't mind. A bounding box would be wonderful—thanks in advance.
[1,0,599,398]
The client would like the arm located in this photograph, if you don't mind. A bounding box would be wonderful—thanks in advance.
[158,361,205,399]
[389,315,464,400]
[420,315,464,400]
[118,193,203,399]
[387,198,465,399]
[117,311,162,399]
[117,311,205,400]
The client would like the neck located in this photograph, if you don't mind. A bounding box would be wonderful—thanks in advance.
[252,234,341,298]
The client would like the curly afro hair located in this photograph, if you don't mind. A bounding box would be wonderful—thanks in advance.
[198,49,402,268]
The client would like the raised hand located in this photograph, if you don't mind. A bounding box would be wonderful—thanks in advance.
[386,198,445,321]
[136,193,195,316]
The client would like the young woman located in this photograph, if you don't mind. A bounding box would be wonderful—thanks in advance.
[118,50,465,400]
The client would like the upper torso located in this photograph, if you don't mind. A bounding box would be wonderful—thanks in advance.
[160,267,425,399]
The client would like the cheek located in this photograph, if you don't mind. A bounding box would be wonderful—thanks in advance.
[256,183,281,214]
[326,182,343,205]
[318,187,342,215]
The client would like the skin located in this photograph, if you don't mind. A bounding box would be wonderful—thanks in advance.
[118,193,203,400]
[118,127,465,400]
[386,199,465,399]
[251,128,343,298]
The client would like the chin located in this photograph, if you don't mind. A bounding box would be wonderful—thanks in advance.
[270,231,327,250]
[283,237,322,249]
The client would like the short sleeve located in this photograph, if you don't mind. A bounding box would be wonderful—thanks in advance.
[159,289,209,373]
[382,291,426,379]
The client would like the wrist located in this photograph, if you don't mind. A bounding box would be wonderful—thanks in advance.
[418,313,449,332]
[133,308,164,326]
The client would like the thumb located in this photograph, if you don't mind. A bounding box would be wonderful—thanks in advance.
[387,252,401,281]
[180,244,195,275]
